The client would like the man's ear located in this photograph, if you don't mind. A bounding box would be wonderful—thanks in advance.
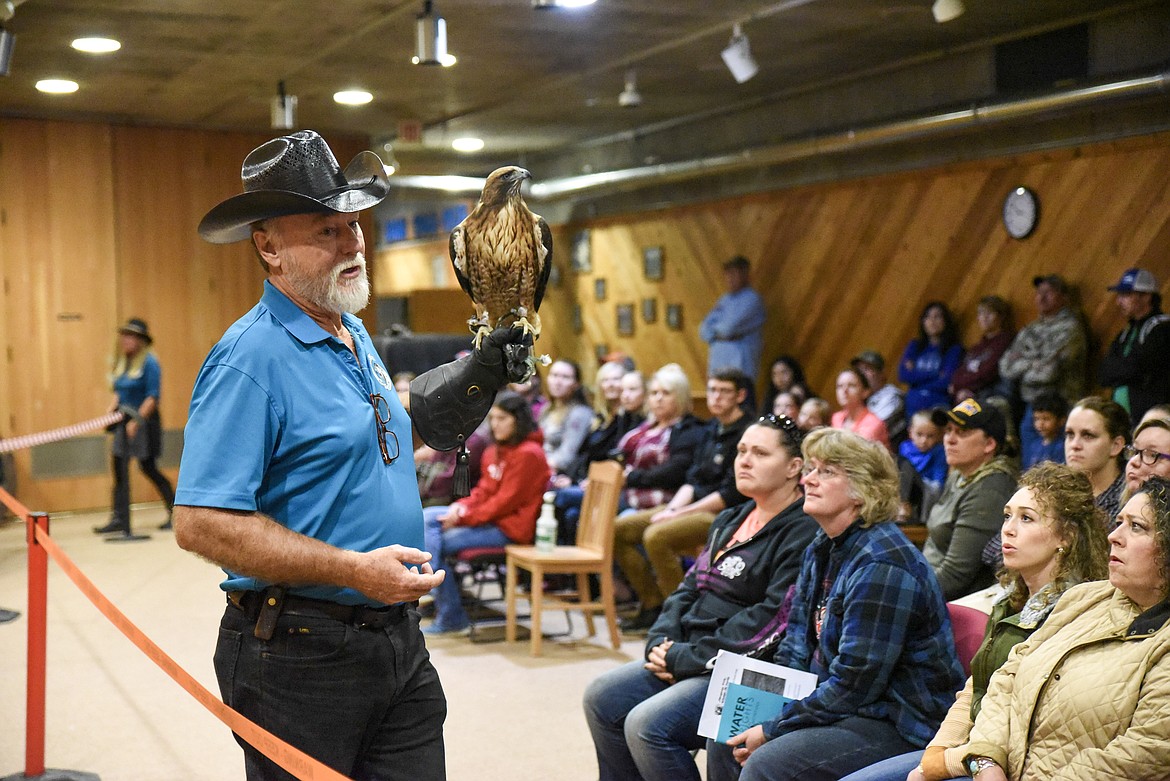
[253,228,281,269]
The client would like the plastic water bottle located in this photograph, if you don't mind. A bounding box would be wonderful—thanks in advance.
[535,491,557,553]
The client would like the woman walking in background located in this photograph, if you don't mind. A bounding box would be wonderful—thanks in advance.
[94,318,175,537]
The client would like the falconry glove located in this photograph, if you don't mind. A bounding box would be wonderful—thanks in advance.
[409,326,534,496]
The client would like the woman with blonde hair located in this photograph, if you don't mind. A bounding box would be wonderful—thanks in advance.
[709,428,962,781]
[94,318,175,537]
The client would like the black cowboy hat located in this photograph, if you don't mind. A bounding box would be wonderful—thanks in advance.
[118,317,153,345]
[198,130,390,244]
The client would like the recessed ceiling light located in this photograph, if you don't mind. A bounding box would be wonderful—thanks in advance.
[333,89,373,105]
[451,137,484,153]
[533,0,597,7]
[36,79,79,94]
[71,37,121,54]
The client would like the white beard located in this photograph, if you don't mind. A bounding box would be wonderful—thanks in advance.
[286,252,370,315]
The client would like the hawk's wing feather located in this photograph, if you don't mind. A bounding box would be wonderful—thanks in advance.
[448,225,475,301]
[533,216,553,313]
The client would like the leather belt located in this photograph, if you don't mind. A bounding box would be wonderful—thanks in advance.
[227,590,410,631]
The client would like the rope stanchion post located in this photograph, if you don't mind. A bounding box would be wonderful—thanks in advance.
[1,509,99,781]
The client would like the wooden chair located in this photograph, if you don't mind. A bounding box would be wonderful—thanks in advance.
[505,460,623,656]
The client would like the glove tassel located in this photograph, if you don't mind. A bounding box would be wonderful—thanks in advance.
[452,437,471,499]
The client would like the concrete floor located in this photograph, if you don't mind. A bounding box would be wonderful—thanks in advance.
[0,505,652,780]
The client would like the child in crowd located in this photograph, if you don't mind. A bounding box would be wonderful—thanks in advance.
[797,397,829,432]
[772,391,801,420]
[897,409,946,522]
[1024,391,1068,469]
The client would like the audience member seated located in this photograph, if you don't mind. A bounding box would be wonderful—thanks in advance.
[771,391,800,419]
[759,355,811,416]
[584,415,817,781]
[999,274,1088,460]
[924,400,1016,600]
[549,371,650,542]
[413,424,489,507]
[831,367,890,448]
[540,359,595,478]
[951,295,1014,403]
[614,363,706,511]
[614,369,754,632]
[1021,391,1067,469]
[707,428,963,781]
[839,462,1109,781]
[955,477,1170,781]
[1123,417,1170,502]
[797,397,829,433]
[983,396,1130,571]
[897,409,947,523]
[899,301,964,420]
[421,392,550,635]
[852,349,906,444]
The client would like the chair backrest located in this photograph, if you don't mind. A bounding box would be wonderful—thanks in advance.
[576,460,624,556]
[947,602,990,678]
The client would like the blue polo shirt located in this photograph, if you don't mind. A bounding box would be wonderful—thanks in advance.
[175,281,423,606]
[113,352,161,408]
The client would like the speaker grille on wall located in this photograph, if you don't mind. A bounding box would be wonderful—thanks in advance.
[995,23,1089,94]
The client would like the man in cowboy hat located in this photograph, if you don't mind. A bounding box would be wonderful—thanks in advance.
[173,130,529,781]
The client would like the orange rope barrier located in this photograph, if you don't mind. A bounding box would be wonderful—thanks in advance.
[6,490,353,781]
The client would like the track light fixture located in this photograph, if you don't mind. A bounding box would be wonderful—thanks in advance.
[618,69,641,108]
[0,26,13,77]
[414,0,447,66]
[932,0,964,23]
[270,80,297,130]
[532,0,597,8]
[720,23,758,84]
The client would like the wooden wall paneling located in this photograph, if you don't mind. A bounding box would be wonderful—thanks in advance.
[0,119,119,510]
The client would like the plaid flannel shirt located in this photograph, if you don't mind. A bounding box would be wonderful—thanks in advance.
[766,521,964,747]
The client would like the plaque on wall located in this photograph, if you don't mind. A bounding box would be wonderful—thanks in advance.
[642,245,664,281]
[572,229,592,273]
[594,343,610,363]
[641,298,657,324]
[616,304,635,336]
[666,303,683,331]
[594,278,607,302]
[572,304,583,334]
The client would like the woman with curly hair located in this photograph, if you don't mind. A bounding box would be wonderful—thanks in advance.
[841,462,1109,781]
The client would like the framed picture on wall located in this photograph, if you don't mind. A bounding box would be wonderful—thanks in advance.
[572,304,583,334]
[548,263,563,288]
[571,229,592,273]
[616,304,635,336]
[641,297,657,324]
[594,278,607,302]
[594,343,610,364]
[642,246,664,281]
[666,303,683,331]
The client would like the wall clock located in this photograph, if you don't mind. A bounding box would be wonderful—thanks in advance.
[1003,186,1039,239]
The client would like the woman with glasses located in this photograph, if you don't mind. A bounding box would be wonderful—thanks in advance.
[94,318,176,537]
[708,428,963,781]
[584,415,818,781]
[420,391,550,635]
[1123,417,1170,500]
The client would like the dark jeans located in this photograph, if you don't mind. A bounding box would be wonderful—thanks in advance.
[215,602,447,781]
[706,716,916,781]
[111,453,174,524]
[583,660,708,781]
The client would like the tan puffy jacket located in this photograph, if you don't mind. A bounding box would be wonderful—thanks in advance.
[963,580,1170,780]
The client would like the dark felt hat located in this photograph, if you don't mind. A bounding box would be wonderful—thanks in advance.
[198,130,390,244]
[118,317,153,345]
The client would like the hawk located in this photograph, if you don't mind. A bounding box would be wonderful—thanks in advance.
[450,166,552,355]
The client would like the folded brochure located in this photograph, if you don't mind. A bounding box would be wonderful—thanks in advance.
[697,650,818,739]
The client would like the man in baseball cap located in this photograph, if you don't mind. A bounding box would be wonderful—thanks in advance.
[1100,268,1170,425]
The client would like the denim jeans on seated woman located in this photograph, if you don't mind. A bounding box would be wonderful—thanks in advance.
[423,505,510,631]
[835,750,930,781]
[583,659,709,781]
